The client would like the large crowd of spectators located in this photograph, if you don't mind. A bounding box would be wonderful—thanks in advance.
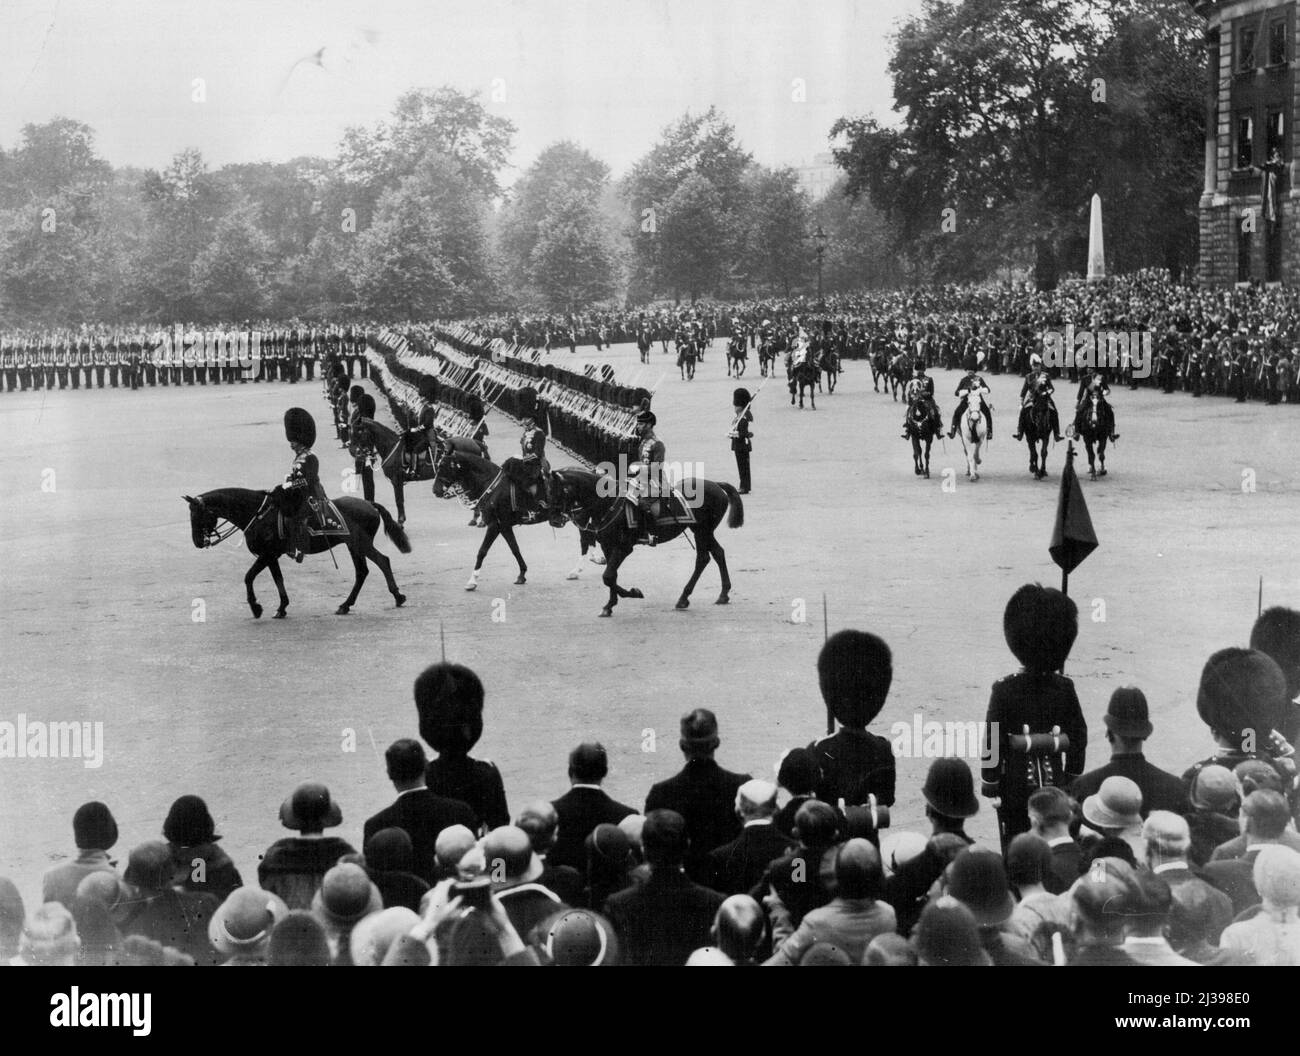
[6,594,1298,967]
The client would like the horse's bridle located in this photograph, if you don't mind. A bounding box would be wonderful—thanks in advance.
[193,495,266,548]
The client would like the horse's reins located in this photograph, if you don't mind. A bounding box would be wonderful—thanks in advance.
[197,495,266,548]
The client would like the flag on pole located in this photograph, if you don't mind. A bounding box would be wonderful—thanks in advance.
[1049,443,1098,595]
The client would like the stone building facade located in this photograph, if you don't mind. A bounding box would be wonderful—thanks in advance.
[1193,0,1300,284]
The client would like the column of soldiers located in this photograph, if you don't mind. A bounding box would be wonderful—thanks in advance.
[0,324,375,393]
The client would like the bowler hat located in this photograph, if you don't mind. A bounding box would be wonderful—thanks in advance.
[279,782,343,831]
[540,909,619,966]
[1103,687,1153,739]
[913,896,989,966]
[922,757,979,819]
[1188,765,1238,813]
[312,863,382,925]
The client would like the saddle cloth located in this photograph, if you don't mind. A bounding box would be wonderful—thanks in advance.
[624,488,697,530]
[285,497,349,540]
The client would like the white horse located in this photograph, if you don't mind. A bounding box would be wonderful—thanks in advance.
[960,388,990,481]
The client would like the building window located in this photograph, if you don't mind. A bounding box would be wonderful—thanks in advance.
[1239,227,1253,282]
[1269,20,1288,66]
[1240,25,1257,71]
[1267,110,1285,160]
[1237,113,1255,169]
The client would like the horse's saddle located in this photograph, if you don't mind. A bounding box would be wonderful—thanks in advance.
[303,497,349,539]
[623,488,696,531]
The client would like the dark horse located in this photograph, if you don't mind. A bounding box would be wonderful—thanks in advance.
[904,396,941,478]
[430,444,600,590]
[817,345,840,394]
[554,470,743,617]
[184,488,409,618]
[726,334,747,377]
[1073,391,1111,479]
[1022,389,1054,479]
[786,346,818,409]
[352,417,485,525]
[870,347,891,392]
[887,353,910,401]
[677,338,697,381]
[758,337,780,378]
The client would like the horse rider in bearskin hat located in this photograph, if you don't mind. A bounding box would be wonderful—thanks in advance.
[947,363,994,440]
[730,387,753,495]
[1074,367,1120,442]
[1011,353,1063,443]
[472,387,559,527]
[628,400,667,544]
[901,360,944,440]
[275,407,345,562]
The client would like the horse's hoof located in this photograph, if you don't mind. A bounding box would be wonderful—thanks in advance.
[599,608,613,618]
[514,575,527,585]
[715,594,729,605]
[675,598,690,609]
[591,555,605,565]
[251,604,262,619]
[1099,469,1107,477]
[394,594,406,608]
[335,606,350,615]
[566,571,580,581]
[465,581,478,592]
[273,611,286,620]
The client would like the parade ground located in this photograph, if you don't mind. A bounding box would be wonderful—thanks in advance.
[1,343,1296,906]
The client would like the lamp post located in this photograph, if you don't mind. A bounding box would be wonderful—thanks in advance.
[813,224,829,308]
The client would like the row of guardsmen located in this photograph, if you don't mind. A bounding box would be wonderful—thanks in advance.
[0,326,377,392]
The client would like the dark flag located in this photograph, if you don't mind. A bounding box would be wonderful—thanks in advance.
[1049,444,1097,595]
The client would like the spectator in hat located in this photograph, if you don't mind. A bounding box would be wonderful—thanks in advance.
[707,780,795,896]
[880,831,928,880]
[1069,688,1188,816]
[755,800,841,943]
[350,906,420,966]
[547,742,637,873]
[1182,648,1294,795]
[268,911,332,967]
[708,895,767,966]
[1218,845,1300,966]
[603,809,725,966]
[1250,606,1300,745]
[431,824,477,883]
[1028,785,1082,893]
[583,824,635,911]
[1183,765,1241,867]
[12,903,80,966]
[766,839,895,965]
[1201,790,1294,915]
[41,801,120,910]
[983,585,1088,853]
[483,825,565,938]
[1005,834,1071,962]
[363,738,477,885]
[772,747,823,838]
[1142,811,1232,954]
[258,782,356,910]
[885,757,979,936]
[1068,858,1142,966]
[644,709,752,882]
[808,630,896,809]
[0,878,24,963]
[72,872,130,966]
[310,862,383,966]
[534,908,620,966]
[1079,776,1145,861]
[208,887,288,966]
[514,801,583,907]
[362,827,430,912]
[799,942,853,965]
[162,794,243,903]
[1209,762,1300,861]
[1169,881,1234,966]
[414,663,510,833]
[117,840,221,966]
[912,896,991,966]
[1120,872,1199,966]
[114,935,194,967]
[865,932,917,966]
[944,848,1044,965]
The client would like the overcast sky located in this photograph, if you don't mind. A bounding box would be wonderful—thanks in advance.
[0,0,925,184]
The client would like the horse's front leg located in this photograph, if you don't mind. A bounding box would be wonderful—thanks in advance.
[466,524,499,591]
[500,524,527,585]
[600,547,629,617]
[245,554,268,618]
[267,557,289,619]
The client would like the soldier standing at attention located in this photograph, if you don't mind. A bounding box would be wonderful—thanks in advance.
[729,388,753,495]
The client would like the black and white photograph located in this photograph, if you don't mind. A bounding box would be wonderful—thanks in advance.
[0,0,1297,1005]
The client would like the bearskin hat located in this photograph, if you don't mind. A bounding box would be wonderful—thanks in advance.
[635,398,655,427]
[1003,584,1078,673]
[1196,648,1289,745]
[418,377,439,404]
[349,384,364,402]
[284,407,316,448]
[733,388,751,407]
[632,387,652,408]
[1250,607,1300,701]
[817,629,892,727]
[518,387,538,419]
[359,393,377,418]
[413,663,485,756]
[467,395,485,420]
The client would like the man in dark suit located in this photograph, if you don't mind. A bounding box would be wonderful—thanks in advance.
[644,709,751,883]
[363,739,478,885]
[1068,857,1142,966]
[514,800,584,907]
[706,779,795,895]
[1027,786,1082,894]
[1069,688,1188,816]
[603,810,724,965]
[1200,790,1292,916]
[547,743,637,873]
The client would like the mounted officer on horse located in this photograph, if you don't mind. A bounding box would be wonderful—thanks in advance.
[1011,354,1063,443]
[275,408,349,562]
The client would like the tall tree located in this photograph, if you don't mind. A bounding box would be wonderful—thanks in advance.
[527,186,617,309]
[189,201,276,320]
[659,174,729,302]
[740,167,813,296]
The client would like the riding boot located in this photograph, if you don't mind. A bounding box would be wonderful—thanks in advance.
[1012,407,1027,440]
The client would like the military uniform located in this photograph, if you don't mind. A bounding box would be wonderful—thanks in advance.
[950,371,994,438]
[1011,366,1060,441]
[730,388,753,494]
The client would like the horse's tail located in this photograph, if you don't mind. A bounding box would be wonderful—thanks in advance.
[374,503,412,554]
[719,482,745,529]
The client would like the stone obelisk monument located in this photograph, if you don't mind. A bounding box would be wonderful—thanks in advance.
[1086,193,1105,283]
